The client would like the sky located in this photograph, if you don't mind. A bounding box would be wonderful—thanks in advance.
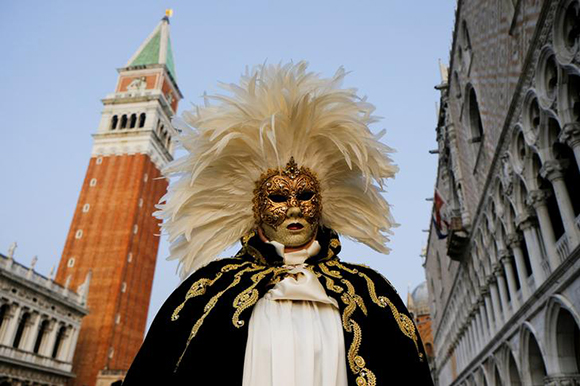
[0,0,456,329]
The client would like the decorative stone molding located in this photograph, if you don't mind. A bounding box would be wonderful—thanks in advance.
[544,375,580,386]
[560,122,580,149]
[527,189,551,208]
[540,159,569,182]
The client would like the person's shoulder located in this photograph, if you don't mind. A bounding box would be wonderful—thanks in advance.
[333,259,399,295]
[179,256,251,286]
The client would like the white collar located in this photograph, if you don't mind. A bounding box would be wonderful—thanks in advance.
[266,240,321,266]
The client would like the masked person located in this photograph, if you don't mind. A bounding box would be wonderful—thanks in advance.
[122,62,434,386]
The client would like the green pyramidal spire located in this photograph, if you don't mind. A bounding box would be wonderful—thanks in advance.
[126,15,177,81]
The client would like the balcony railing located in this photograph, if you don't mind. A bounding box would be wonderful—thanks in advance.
[0,345,72,373]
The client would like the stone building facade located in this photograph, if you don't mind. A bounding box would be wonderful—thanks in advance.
[425,0,580,385]
[0,248,88,385]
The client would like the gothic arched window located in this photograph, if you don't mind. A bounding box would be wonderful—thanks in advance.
[139,113,146,128]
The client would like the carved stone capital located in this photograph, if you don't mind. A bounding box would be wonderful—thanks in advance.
[560,122,580,148]
[527,189,552,208]
[544,374,580,386]
[540,159,569,182]
[493,263,504,276]
[517,212,538,231]
[506,233,523,248]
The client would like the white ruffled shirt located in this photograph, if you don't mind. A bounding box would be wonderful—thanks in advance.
[242,240,348,386]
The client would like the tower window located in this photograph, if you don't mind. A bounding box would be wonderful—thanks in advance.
[89,178,97,187]
[75,230,83,239]
[139,113,146,128]
[67,257,75,267]
[121,115,128,129]
[130,114,137,129]
[121,282,127,293]
[111,115,118,130]
[127,253,133,263]
[115,313,121,324]
[96,157,103,165]
[144,173,148,182]
[133,224,138,234]
[139,198,144,208]
[82,203,90,213]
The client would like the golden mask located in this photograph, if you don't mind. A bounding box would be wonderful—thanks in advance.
[253,158,322,247]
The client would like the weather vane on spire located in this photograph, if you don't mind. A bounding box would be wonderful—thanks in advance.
[165,8,173,18]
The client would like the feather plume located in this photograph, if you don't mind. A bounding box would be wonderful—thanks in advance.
[156,61,399,279]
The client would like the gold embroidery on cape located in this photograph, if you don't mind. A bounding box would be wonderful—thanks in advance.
[318,261,376,386]
[174,263,265,371]
[325,260,424,361]
[171,261,251,321]
[232,266,288,327]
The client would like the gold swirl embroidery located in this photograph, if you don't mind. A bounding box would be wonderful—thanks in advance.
[349,321,377,386]
[171,261,251,321]
[341,277,367,316]
[174,263,264,371]
[326,260,423,361]
[383,297,423,361]
[232,266,287,327]
[318,262,376,385]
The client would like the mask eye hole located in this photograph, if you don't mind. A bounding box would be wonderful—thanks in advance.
[297,191,314,201]
[268,194,288,203]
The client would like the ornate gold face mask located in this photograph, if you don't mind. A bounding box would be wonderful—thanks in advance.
[253,158,322,247]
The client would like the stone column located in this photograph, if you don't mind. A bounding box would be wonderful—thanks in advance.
[22,312,41,352]
[507,233,532,300]
[57,326,72,361]
[518,212,547,285]
[488,275,504,326]
[559,122,580,175]
[472,308,481,351]
[66,326,80,363]
[528,189,561,269]
[477,300,489,343]
[1,304,21,346]
[494,264,510,320]
[541,159,580,248]
[500,251,519,309]
[41,320,59,357]
[483,289,495,335]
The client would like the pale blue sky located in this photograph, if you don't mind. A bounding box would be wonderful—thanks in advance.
[0,0,455,328]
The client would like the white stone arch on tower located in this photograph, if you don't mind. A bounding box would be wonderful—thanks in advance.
[520,322,549,386]
[544,294,580,375]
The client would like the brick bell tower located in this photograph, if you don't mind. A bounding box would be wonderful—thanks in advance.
[55,12,182,386]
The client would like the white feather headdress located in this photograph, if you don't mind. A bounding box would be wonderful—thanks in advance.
[157,61,399,278]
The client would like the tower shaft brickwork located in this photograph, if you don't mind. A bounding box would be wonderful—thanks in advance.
[55,15,182,386]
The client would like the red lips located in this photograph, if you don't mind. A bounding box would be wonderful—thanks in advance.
[287,223,304,230]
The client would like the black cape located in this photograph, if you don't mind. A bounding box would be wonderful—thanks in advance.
[123,227,434,385]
